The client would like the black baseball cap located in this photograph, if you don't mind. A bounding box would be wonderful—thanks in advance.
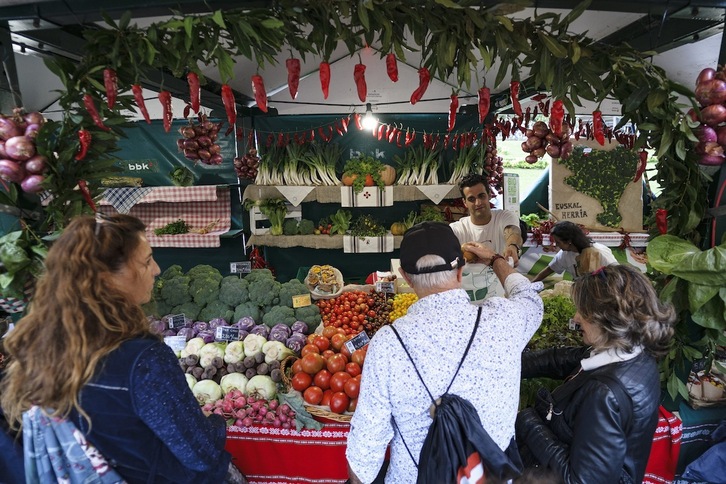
[399,221,465,274]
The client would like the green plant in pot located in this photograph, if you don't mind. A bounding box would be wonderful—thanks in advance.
[341,155,386,194]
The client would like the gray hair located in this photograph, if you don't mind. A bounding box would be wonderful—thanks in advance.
[405,255,459,291]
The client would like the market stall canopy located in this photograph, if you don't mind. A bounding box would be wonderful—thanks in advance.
[0,0,723,119]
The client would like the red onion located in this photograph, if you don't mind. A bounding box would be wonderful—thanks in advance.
[695,79,726,106]
[717,125,726,147]
[4,135,35,161]
[193,126,206,137]
[687,108,699,123]
[545,132,560,144]
[0,117,21,141]
[699,154,726,166]
[526,136,543,150]
[24,123,41,139]
[183,139,199,151]
[197,149,211,160]
[0,140,6,158]
[183,148,200,160]
[24,154,48,175]
[532,121,549,138]
[208,154,223,165]
[23,111,44,126]
[560,141,574,159]
[697,125,718,143]
[524,154,539,164]
[531,147,546,158]
[696,68,716,87]
[695,141,723,156]
[0,159,25,183]
[20,174,45,193]
[209,144,221,155]
[179,126,196,139]
[520,141,532,153]
[700,104,726,127]
[176,138,185,150]
[196,135,212,148]
[545,144,561,158]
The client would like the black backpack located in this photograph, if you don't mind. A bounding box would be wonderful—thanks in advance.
[390,307,523,484]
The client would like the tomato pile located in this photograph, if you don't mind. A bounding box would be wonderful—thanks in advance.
[289,327,367,414]
[316,289,393,337]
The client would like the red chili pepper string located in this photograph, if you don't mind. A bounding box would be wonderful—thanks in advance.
[510,81,522,117]
[286,57,301,100]
[221,84,237,131]
[593,110,605,145]
[352,113,363,130]
[103,68,118,109]
[131,85,151,124]
[448,93,459,132]
[388,126,398,143]
[77,179,96,212]
[477,87,491,125]
[319,61,331,100]
[187,72,201,113]
[75,130,91,161]
[410,67,431,105]
[251,75,268,113]
[405,130,416,147]
[158,91,173,133]
[386,54,399,82]
[549,100,565,136]
[82,94,110,132]
[655,208,668,235]
[396,129,404,148]
[353,62,367,103]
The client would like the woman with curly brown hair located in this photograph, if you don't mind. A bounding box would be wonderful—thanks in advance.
[1,213,240,483]
[516,264,676,484]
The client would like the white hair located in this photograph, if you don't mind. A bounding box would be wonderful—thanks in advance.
[405,254,459,291]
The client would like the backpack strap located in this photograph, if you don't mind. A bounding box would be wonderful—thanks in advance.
[593,373,633,434]
[390,306,483,468]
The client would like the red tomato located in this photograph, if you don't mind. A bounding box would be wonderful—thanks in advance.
[344,377,360,399]
[313,335,330,352]
[301,344,320,357]
[321,389,334,406]
[329,391,350,414]
[330,371,352,392]
[303,386,323,405]
[326,353,347,374]
[291,371,312,392]
[322,349,335,360]
[322,326,338,339]
[351,349,366,366]
[330,333,347,351]
[340,342,352,358]
[347,398,358,412]
[306,334,318,345]
[313,369,332,390]
[291,359,304,374]
[345,362,362,378]
[301,353,325,375]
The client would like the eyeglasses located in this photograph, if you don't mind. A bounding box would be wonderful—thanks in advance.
[94,212,114,236]
[568,318,581,331]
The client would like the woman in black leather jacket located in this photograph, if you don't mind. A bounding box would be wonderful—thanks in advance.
[516,265,675,484]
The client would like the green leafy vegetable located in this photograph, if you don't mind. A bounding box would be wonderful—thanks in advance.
[154,219,190,236]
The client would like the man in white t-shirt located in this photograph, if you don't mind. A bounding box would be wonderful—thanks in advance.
[449,174,523,300]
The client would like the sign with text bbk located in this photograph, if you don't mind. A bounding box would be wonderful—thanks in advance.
[116,159,161,173]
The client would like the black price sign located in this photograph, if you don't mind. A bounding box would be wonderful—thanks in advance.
[215,325,241,342]
[230,261,252,274]
[168,314,186,330]
[375,281,395,294]
[344,331,370,354]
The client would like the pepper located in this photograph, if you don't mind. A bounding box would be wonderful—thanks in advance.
[353,63,367,103]
[187,72,201,113]
[510,81,522,117]
[131,84,151,124]
[405,130,416,147]
[251,75,268,113]
[634,149,649,182]
[549,100,565,136]
[183,103,191,119]
[396,129,404,148]
[278,133,285,147]
[443,134,450,149]
[82,94,110,132]
[656,208,668,235]
[448,93,459,132]
[75,129,91,161]
[102,68,118,109]
[388,126,398,143]
[319,61,331,99]
[158,90,173,133]
[410,67,431,105]
[593,110,605,145]
[319,126,333,142]
[386,53,398,82]
[543,100,551,117]
[377,124,386,141]
[335,120,345,137]
[286,57,301,100]
[524,106,531,127]
[352,113,363,130]
[477,87,491,124]
[340,117,349,133]
[77,179,96,212]
[221,84,237,129]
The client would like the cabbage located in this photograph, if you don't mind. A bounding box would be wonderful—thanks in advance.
[233,317,256,332]
[243,333,267,357]
[285,332,307,354]
[290,320,309,334]
[269,323,292,343]
[220,372,249,395]
[192,379,222,405]
[246,375,277,400]
[224,341,245,364]
[180,337,205,358]
[249,324,269,339]
[185,374,197,391]
[199,342,226,368]
[262,340,294,364]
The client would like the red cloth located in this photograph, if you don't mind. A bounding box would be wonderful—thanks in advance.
[643,406,682,484]
[225,422,350,484]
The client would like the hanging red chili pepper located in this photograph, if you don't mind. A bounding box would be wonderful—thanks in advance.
[131,85,151,124]
[103,68,118,109]
[386,53,399,82]
[319,61,331,99]
[221,84,237,131]
[352,113,363,130]
[388,126,398,143]
[286,57,301,100]
[247,129,255,148]
[75,130,91,161]
[405,130,416,147]
[593,110,605,145]
[335,120,345,137]
[543,100,551,117]
[477,87,491,124]
[82,94,110,132]
[340,117,349,133]
[319,125,333,142]
[187,72,201,113]
[278,133,286,147]
[410,67,431,105]
[377,124,386,141]
[448,93,459,132]
[549,100,565,136]
[634,149,649,182]
[77,179,96,212]
[183,103,192,119]
[396,130,404,148]
[158,90,173,133]
[443,134,450,149]
[451,134,459,151]
[251,75,268,113]
[656,208,668,235]
[354,63,367,102]
[524,106,531,127]
[510,81,523,117]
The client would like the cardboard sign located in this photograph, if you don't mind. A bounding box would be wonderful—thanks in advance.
[345,331,370,353]
[230,261,252,274]
[292,294,312,308]
[215,326,242,342]
[168,314,186,330]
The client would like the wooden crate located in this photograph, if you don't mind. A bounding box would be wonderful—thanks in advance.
[249,204,302,235]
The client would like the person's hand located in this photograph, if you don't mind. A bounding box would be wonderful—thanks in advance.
[462,242,496,265]
[504,245,520,267]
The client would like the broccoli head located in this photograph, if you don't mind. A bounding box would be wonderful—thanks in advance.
[189,276,221,306]
[160,276,191,307]
[248,278,281,308]
[278,279,311,307]
[294,305,322,332]
[244,269,274,285]
[186,264,223,284]
[160,264,184,280]
[298,219,315,235]
[234,302,261,324]
[283,218,299,235]
[199,300,234,323]
[262,306,296,327]
[219,277,250,307]
[170,301,202,321]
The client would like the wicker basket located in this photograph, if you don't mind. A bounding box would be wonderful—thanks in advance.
[280,355,298,391]
[305,265,345,300]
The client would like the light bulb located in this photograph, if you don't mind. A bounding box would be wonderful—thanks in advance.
[362,103,377,131]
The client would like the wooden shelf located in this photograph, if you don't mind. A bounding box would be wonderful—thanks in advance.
[242,184,459,205]
[248,234,404,250]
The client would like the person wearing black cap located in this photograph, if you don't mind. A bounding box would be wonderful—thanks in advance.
[346,222,543,484]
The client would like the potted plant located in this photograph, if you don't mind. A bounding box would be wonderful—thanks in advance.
[341,156,395,193]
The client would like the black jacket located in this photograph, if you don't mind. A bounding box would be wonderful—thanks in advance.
[516,347,660,484]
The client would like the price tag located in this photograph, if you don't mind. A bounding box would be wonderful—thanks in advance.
[230,261,252,274]
[164,335,187,353]
[168,314,186,330]
[375,281,395,294]
[292,294,312,308]
[345,331,370,354]
[215,325,241,342]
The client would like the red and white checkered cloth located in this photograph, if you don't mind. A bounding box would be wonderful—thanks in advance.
[100,186,231,248]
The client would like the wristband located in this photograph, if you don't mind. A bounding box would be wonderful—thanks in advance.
[488,254,506,267]
[508,243,522,256]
